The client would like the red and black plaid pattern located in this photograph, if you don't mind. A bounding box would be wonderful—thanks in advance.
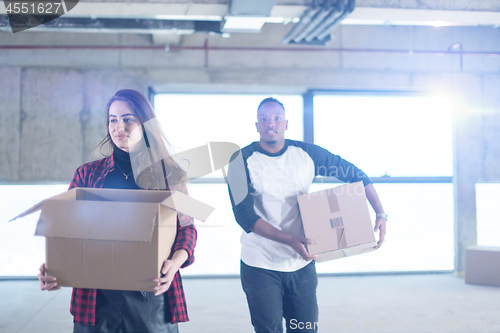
[68,155,197,325]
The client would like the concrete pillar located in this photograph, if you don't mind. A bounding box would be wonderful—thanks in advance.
[0,67,21,181]
[482,74,500,181]
[19,68,84,181]
[451,73,484,274]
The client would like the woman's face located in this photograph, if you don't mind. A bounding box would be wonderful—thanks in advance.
[108,100,142,152]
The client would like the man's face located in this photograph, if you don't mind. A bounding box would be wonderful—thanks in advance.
[255,102,288,145]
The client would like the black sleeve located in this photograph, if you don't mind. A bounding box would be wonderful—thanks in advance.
[227,150,261,233]
[297,141,372,186]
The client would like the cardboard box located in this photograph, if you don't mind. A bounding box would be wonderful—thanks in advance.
[297,181,377,262]
[465,246,500,287]
[10,188,214,291]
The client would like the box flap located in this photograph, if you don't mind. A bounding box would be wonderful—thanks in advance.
[9,201,44,222]
[161,191,214,222]
[36,200,158,242]
[9,188,76,222]
[75,188,172,203]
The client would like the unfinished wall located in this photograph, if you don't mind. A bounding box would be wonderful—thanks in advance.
[0,23,499,272]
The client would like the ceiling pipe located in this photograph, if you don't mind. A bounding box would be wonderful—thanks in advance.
[2,44,494,59]
[0,15,222,35]
[282,4,321,44]
[304,0,345,42]
[292,0,334,43]
[315,0,355,41]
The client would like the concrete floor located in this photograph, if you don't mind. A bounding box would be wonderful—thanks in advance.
[1,274,499,333]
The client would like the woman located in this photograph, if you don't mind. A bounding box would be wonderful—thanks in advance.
[37,89,197,333]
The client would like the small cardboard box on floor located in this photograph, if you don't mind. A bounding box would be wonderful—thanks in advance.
[297,181,377,262]
[465,245,500,287]
[10,188,214,291]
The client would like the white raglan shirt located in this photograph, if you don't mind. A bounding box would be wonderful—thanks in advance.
[227,139,371,272]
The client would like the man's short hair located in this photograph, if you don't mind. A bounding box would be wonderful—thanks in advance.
[257,97,285,112]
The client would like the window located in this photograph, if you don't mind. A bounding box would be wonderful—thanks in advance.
[311,92,454,272]
[0,184,69,276]
[476,182,500,247]
[155,93,303,178]
[310,183,454,273]
[154,91,455,275]
[313,93,453,177]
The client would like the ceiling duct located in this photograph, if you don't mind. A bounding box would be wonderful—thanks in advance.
[314,0,355,41]
[304,1,345,42]
[229,0,279,16]
[282,5,321,44]
[224,0,279,32]
[283,0,355,45]
[0,16,222,34]
[291,0,333,43]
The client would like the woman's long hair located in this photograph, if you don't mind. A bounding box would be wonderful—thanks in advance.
[96,89,187,191]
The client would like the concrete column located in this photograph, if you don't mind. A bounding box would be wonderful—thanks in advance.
[19,68,84,181]
[451,73,484,274]
[0,67,21,181]
[482,74,500,181]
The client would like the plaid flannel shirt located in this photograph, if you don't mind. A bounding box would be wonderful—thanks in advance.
[68,154,197,326]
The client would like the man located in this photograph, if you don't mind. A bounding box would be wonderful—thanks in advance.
[227,97,386,333]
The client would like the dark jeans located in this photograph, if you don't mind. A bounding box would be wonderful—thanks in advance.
[73,290,178,333]
[241,261,319,333]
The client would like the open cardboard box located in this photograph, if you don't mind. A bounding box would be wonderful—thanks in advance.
[10,188,214,291]
[298,181,377,262]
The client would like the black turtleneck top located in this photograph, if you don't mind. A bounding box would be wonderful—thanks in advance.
[103,146,141,190]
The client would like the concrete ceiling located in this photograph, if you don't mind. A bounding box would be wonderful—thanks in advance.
[2,0,500,36]
[2,0,500,25]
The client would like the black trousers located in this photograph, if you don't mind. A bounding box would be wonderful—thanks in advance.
[241,261,319,333]
[73,290,178,333]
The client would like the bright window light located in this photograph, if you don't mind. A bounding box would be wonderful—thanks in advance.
[314,93,453,177]
[182,182,454,275]
[181,183,242,276]
[0,184,69,276]
[155,93,303,178]
[311,182,454,273]
[476,182,500,247]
